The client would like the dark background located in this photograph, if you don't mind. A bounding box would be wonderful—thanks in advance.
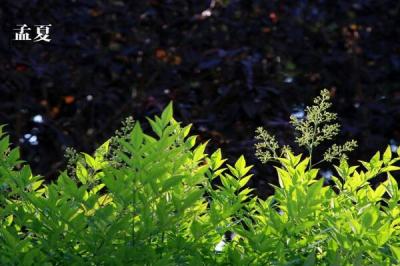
[1,0,400,197]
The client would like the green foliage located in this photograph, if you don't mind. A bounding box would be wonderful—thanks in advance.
[0,104,253,265]
[237,149,400,265]
[0,100,399,265]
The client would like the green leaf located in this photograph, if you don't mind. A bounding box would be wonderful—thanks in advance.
[239,174,252,188]
[269,209,284,231]
[381,165,400,173]
[383,145,392,165]
[286,151,301,167]
[118,140,136,159]
[360,207,378,228]
[180,189,204,211]
[144,134,157,144]
[307,178,323,201]
[370,151,381,167]
[374,183,386,199]
[331,175,343,190]
[5,215,13,226]
[210,168,226,180]
[220,175,232,189]
[76,162,88,184]
[147,117,162,137]
[30,180,44,191]
[82,153,100,170]
[375,222,391,246]
[234,156,253,177]
[185,135,198,148]
[7,148,21,164]
[130,122,144,149]
[161,101,173,127]
[162,175,183,192]
[349,218,362,234]
[94,139,111,161]
[235,156,246,172]
[193,142,208,162]
[227,165,239,179]
[182,124,192,138]
[190,219,204,239]
[385,174,398,197]
[210,149,226,170]
[0,135,10,155]
[296,157,310,173]
[389,245,400,261]
[275,167,292,189]
[0,228,17,247]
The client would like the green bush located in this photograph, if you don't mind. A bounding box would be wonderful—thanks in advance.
[0,99,399,265]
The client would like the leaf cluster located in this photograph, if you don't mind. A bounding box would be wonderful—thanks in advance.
[0,104,254,265]
[0,103,399,265]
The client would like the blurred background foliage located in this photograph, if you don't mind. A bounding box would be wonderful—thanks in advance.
[1,0,400,197]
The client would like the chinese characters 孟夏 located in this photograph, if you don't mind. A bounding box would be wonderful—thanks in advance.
[13,24,52,42]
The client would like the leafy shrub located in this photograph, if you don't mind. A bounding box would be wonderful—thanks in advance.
[1,99,400,265]
[0,104,253,265]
